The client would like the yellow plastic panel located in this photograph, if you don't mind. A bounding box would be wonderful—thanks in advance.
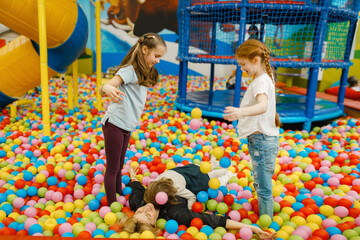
[0,36,56,97]
[0,0,77,47]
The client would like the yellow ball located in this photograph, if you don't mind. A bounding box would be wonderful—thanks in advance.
[212,147,224,159]
[129,232,140,239]
[191,108,202,119]
[53,210,66,219]
[319,205,335,217]
[276,230,289,239]
[273,186,283,197]
[283,196,296,204]
[209,178,220,190]
[35,173,46,183]
[291,216,306,227]
[194,232,207,240]
[306,214,322,226]
[328,215,341,223]
[273,216,283,226]
[44,218,57,231]
[130,161,139,168]
[63,203,75,213]
[63,162,73,171]
[186,226,199,236]
[280,225,295,235]
[166,161,176,170]
[119,231,130,238]
[140,230,155,239]
[238,178,248,188]
[200,161,212,174]
[305,222,320,232]
[104,212,117,225]
[282,207,295,216]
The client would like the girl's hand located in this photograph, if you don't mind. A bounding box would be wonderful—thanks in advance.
[252,226,277,240]
[129,166,139,180]
[223,106,243,121]
[102,85,125,103]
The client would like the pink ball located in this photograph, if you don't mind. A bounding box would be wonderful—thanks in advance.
[292,229,309,239]
[355,216,360,226]
[99,206,112,218]
[74,189,85,199]
[13,197,25,208]
[59,223,73,235]
[52,192,63,202]
[155,192,168,205]
[24,218,38,230]
[228,210,241,221]
[328,177,340,186]
[117,196,127,206]
[242,190,253,199]
[94,174,104,184]
[189,119,202,131]
[24,207,37,218]
[85,222,97,233]
[311,188,324,197]
[239,227,253,240]
[57,169,67,178]
[167,233,179,239]
[322,218,337,229]
[142,176,151,186]
[334,206,349,217]
[223,233,236,240]
[330,235,347,240]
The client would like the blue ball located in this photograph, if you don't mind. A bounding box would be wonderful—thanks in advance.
[77,175,87,185]
[27,186,38,197]
[92,229,105,238]
[88,199,100,211]
[219,157,231,168]
[47,176,58,186]
[122,175,131,185]
[292,202,304,211]
[95,192,106,202]
[311,195,324,206]
[326,227,341,237]
[197,191,209,203]
[122,186,132,195]
[23,171,34,181]
[28,224,43,236]
[207,188,218,198]
[218,186,228,196]
[62,232,75,237]
[269,221,280,231]
[200,225,214,236]
[165,219,178,234]
[1,203,13,216]
[105,230,117,238]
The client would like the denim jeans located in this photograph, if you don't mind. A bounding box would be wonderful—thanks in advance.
[247,133,279,219]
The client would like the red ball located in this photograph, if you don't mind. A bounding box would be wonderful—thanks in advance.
[192,202,204,213]
[284,183,296,192]
[338,198,352,209]
[312,229,329,240]
[238,208,248,220]
[78,231,92,238]
[304,180,316,190]
[180,233,194,240]
[223,194,235,206]
[190,218,203,230]
[248,213,259,224]
[349,208,360,218]
[324,197,338,207]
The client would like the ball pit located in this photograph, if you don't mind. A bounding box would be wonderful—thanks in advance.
[0,75,359,239]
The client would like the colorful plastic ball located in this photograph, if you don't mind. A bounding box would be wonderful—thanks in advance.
[200,225,214,237]
[88,199,100,211]
[104,212,117,225]
[28,224,43,236]
[209,178,220,190]
[212,147,224,159]
[47,176,58,186]
[155,192,168,205]
[165,219,179,234]
[219,157,231,168]
[192,202,204,213]
[77,175,87,185]
[209,232,222,240]
[140,230,155,239]
[326,227,342,237]
[197,191,209,203]
[259,214,272,228]
[191,218,203,230]
[239,227,253,240]
[189,119,202,131]
[334,206,349,218]
[191,108,202,119]
[200,161,212,174]
[156,218,167,230]
[216,202,228,214]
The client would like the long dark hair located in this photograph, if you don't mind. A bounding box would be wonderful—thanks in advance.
[118,32,166,87]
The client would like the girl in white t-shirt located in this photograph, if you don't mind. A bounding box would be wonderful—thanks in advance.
[223,39,280,219]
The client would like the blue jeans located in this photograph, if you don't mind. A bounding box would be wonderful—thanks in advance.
[247,133,278,219]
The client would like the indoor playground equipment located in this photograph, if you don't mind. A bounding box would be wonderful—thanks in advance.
[176,0,360,131]
[0,0,88,107]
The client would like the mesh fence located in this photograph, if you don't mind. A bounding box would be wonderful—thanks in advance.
[177,0,359,68]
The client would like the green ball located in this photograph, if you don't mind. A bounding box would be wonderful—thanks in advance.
[283,220,297,229]
[231,203,242,211]
[216,202,228,214]
[273,202,281,213]
[281,177,294,185]
[322,187,333,196]
[241,218,252,225]
[259,214,272,228]
[6,194,17,204]
[65,170,75,180]
[214,226,227,237]
[206,199,218,212]
[300,173,311,182]
[330,165,341,173]
[43,230,54,237]
[73,208,83,215]
[97,223,109,233]
[73,225,86,237]
[343,229,359,239]
[341,166,352,174]
[93,216,104,226]
[38,187,48,198]
[353,227,360,235]
[84,194,96,204]
[278,212,290,222]
[16,215,28,224]
[115,212,124,221]
[156,218,167,230]
[110,202,123,213]
[288,235,305,240]
[209,232,222,240]
[34,203,45,210]
[88,211,100,220]
[109,233,121,238]
[80,217,92,226]
[73,156,82,164]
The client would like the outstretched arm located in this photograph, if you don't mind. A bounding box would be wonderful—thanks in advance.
[225,219,276,240]
[99,75,126,102]
[223,93,268,122]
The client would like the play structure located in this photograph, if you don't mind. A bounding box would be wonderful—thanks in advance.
[176,0,360,131]
[0,0,88,107]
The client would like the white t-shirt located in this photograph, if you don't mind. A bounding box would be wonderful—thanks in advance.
[236,73,279,139]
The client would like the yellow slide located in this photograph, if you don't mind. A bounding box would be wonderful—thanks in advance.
[0,0,88,106]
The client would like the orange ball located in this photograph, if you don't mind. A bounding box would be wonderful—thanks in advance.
[248,213,259,224]
[323,197,338,207]
[312,229,329,240]
[338,198,352,209]
[14,179,26,189]
[78,231,92,238]
[190,218,203,231]
[180,232,194,240]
